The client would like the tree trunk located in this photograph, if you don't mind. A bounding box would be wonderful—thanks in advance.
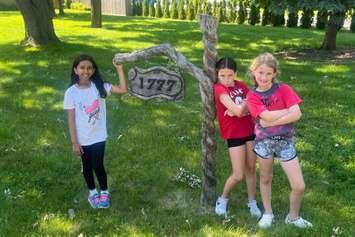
[15,0,59,46]
[321,11,345,50]
[91,0,102,28]
[199,14,217,213]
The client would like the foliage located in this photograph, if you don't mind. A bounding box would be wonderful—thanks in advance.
[300,9,313,28]
[170,0,178,19]
[162,0,170,18]
[287,11,298,27]
[351,11,355,32]
[155,0,163,18]
[316,10,328,29]
[1,9,355,236]
[237,1,246,24]
[69,2,89,11]
[248,3,259,25]
[142,0,148,16]
[178,0,185,20]
[148,1,155,17]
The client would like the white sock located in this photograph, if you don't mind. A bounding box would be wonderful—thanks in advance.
[89,189,98,196]
[248,199,257,205]
[101,190,109,194]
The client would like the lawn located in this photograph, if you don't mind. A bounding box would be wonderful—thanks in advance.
[0,10,354,236]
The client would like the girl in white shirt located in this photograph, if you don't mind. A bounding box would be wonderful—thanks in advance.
[64,54,127,208]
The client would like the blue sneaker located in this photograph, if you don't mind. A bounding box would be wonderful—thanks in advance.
[88,193,100,208]
[99,192,111,208]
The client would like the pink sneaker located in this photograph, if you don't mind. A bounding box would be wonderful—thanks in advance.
[88,193,100,208]
[99,192,111,208]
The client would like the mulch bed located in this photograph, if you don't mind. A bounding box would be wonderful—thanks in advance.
[276,48,355,62]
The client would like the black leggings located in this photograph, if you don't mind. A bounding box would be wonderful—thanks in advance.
[81,141,107,190]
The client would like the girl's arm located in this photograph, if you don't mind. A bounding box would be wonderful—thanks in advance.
[258,109,289,122]
[220,94,249,117]
[110,63,128,95]
[260,104,302,127]
[67,109,83,156]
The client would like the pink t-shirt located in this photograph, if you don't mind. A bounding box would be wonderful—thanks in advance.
[214,80,254,140]
[246,83,303,140]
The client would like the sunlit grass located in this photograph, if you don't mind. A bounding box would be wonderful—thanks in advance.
[0,9,354,237]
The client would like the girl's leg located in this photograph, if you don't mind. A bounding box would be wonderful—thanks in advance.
[259,157,274,214]
[244,141,257,201]
[221,145,246,198]
[91,142,108,191]
[280,158,305,219]
[81,146,96,190]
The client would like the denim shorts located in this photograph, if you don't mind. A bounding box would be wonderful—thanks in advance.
[253,136,297,162]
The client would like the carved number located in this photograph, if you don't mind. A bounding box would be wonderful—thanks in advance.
[139,77,177,92]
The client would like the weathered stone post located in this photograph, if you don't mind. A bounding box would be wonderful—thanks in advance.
[198,14,218,213]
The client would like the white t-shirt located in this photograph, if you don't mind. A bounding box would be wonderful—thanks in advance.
[63,82,112,146]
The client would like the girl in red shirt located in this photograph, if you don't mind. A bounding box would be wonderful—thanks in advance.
[214,57,261,218]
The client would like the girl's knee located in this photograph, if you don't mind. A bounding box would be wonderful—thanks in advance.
[292,182,305,194]
[260,174,272,185]
[230,173,244,183]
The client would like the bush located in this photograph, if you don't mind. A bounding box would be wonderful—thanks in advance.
[148,2,155,17]
[301,9,313,28]
[170,0,178,19]
[70,2,90,10]
[248,4,259,25]
[155,0,162,17]
[351,14,355,32]
[186,0,195,20]
[316,11,328,30]
[162,0,170,18]
[142,0,149,16]
[262,7,271,26]
[65,0,72,9]
[178,0,186,20]
[237,1,246,24]
[271,12,285,27]
[287,11,298,27]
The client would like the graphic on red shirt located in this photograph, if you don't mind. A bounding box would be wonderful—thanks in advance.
[214,80,254,139]
[246,83,303,140]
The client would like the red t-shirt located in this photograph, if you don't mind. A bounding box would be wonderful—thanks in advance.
[214,80,254,140]
[246,83,303,139]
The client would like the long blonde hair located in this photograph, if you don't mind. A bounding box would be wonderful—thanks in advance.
[248,53,279,87]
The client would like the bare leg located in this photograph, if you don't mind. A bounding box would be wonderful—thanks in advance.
[280,158,305,219]
[244,141,257,201]
[221,145,246,198]
[259,157,274,214]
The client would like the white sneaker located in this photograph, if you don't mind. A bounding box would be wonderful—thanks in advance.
[215,196,228,216]
[247,200,262,218]
[258,213,274,228]
[285,215,313,228]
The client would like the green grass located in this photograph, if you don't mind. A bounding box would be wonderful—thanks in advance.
[0,10,354,236]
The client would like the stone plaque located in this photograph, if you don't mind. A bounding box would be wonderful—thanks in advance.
[128,66,184,101]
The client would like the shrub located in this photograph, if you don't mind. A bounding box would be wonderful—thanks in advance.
[148,1,155,17]
[170,0,178,19]
[237,1,246,24]
[155,0,162,17]
[248,4,259,25]
[70,2,89,10]
[287,11,298,27]
[301,9,313,28]
[178,0,186,19]
[316,11,328,30]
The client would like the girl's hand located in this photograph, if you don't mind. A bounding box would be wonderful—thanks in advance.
[113,59,123,71]
[224,109,234,117]
[72,142,83,156]
[259,119,273,128]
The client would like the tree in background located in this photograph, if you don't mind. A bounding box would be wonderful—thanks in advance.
[155,0,163,17]
[212,0,218,19]
[91,0,101,28]
[203,1,212,15]
[237,1,246,24]
[227,0,237,23]
[351,9,355,32]
[149,1,155,17]
[178,0,186,19]
[162,0,170,18]
[142,0,148,16]
[300,8,313,28]
[195,0,202,20]
[316,10,328,29]
[249,2,260,25]
[170,0,178,19]
[186,0,195,20]
[15,0,59,46]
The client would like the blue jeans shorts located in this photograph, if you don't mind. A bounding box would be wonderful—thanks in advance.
[253,136,297,162]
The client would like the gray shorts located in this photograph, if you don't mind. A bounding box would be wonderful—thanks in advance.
[254,136,297,162]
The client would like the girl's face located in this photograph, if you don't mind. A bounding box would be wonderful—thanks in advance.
[217,68,235,87]
[74,60,95,85]
[252,64,276,91]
